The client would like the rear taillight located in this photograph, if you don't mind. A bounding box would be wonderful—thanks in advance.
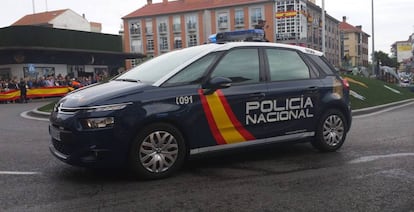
[342,78,350,90]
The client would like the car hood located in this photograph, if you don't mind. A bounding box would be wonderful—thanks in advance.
[59,81,151,107]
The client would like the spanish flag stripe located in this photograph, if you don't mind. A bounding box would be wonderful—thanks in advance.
[216,90,256,141]
[205,91,245,144]
[198,89,227,145]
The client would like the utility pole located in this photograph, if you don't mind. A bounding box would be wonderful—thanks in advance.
[371,0,376,76]
[321,0,326,54]
[32,0,36,13]
[45,0,48,11]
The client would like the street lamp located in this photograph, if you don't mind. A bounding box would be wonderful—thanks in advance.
[371,0,376,76]
[32,0,36,13]
[321,0,326,54]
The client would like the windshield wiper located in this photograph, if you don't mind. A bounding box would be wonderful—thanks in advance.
[114,78,141,83]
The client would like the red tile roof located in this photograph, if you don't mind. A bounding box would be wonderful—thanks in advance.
[123,0,271,19]
[12,9,68,26]
[339,21,369,35]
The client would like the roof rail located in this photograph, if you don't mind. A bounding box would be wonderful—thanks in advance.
[208,29,266,43]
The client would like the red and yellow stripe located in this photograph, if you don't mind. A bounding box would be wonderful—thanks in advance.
[199,89,255,145]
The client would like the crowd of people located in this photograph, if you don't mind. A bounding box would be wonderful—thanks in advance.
[0,74,103,104]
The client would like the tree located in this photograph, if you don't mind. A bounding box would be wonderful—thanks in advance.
[374,51,398,68]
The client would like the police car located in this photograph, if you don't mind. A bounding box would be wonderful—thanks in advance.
[49,30,352,179]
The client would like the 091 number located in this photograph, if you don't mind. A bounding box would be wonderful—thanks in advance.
[176,96,193,105]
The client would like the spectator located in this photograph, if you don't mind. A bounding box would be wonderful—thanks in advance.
[8,79,18,90]
[18,78,28,103]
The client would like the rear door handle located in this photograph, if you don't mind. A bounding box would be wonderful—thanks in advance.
[249,92,266,100]
[306,86,319,94]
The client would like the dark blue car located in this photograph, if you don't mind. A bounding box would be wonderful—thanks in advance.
[49,42,352,179]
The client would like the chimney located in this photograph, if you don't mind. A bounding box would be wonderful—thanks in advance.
[163,0,168,3]
[147,0,152,5]
[356,25,362,30]
[342,16,346,23]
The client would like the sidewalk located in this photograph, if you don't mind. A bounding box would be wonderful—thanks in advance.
[21,98,414,122]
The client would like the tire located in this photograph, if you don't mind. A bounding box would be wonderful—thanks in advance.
[312,109,347,152]
[129,123,186,179]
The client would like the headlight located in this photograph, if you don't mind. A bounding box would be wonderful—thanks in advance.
[81,117,115,129]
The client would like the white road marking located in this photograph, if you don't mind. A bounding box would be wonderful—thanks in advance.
[349,153,414,164]
[0,171,41,175]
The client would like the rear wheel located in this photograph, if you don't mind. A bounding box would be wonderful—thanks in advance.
[129,123,186,179]
[312,109,347,152]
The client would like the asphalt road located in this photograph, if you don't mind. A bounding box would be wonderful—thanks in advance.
[0,100,413,212]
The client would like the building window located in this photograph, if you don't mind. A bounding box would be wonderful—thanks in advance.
[147,38,154,52]
[159,36,169,52]
[186,15,197,32]
[217,11,229,30]
[131,39,142,53]
[145,19,153,35]
[250,7,263,26]
[174,36,182,49]
[158,22,167,34]
[130,22,141,35]
[188,34,198,47]
[235,9,244,27]
[173,16,181,33]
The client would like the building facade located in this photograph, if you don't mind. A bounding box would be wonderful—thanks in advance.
[123,0,343,68]
[275,0,341,67]
[339,16,370,69]
[123,0,275,68]
[1,9,141,82]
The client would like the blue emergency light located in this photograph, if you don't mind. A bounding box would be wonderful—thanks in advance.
[208,29,265,43]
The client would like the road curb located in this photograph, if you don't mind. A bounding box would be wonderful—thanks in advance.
[20,110,49,122]
[352,99,414,116]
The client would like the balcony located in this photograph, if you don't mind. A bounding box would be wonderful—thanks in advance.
[218,22,228,30]
[187,23,197,32]
[173,24,181,33]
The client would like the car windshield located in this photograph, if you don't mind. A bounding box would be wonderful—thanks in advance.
[115,44,217,84]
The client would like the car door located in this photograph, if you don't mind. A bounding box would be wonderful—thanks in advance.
[262,47,321,138]
[198,47,269,146]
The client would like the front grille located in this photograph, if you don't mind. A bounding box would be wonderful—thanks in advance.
[52,139,75,155]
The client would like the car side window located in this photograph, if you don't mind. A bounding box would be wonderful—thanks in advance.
[163,53,217,86]
[308,54,336,75]
[266,49,310,81]
[210,48,260,85]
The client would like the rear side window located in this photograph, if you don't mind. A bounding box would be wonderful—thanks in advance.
[266,49,310,81]
[308,54,336,75]
[210,48,260,85]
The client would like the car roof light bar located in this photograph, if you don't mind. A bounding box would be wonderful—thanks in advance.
[208,29,265,43]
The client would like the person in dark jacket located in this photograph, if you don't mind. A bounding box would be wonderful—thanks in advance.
[18,78,28,103]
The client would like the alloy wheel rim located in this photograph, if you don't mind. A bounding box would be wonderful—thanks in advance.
[139,131,179,173]
[322,115,344,146]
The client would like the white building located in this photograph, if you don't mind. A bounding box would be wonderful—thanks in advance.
[12,9,102,33]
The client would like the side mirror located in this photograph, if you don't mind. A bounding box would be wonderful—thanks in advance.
[202,77,232,95]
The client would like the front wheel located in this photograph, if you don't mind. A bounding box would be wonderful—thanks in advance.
[312,109,347,152]
[129,123,186,179]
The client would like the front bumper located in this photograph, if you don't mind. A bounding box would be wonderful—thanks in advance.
[48,124,129,168]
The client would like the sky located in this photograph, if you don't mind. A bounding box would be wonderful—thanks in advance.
[1,0,413,55]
